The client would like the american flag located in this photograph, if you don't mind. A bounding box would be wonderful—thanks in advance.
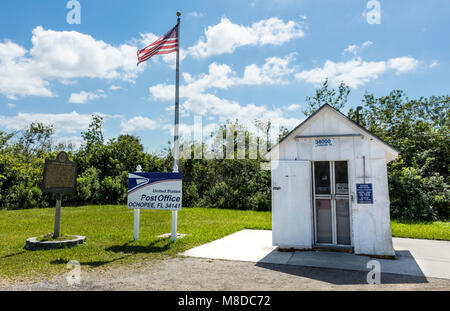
[137,24,179,66]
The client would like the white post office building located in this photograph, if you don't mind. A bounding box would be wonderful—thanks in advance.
[268,104,399,257]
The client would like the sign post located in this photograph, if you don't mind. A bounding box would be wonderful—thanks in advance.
[53,193,62,238]
[42,151,77,238]
[133,165,142,241]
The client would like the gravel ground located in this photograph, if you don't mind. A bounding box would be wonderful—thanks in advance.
[2,257,450,291]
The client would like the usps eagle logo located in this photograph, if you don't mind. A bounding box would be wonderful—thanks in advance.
[128,173,150,193]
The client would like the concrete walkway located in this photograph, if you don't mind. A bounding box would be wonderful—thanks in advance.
[181,229,450,280]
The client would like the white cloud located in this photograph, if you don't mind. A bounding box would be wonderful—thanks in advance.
[0,40,27,61]
[295,58,386,88]
[362,40,373,48]
[54,135,84,149]
[150,55,297,105]
[149,83,176,102]
[187,11,204,18]
[30,26,142,81]
[60,79,78,86]
[0,19,301,100]
[120,116,159,133]
[0,111,93,134]
[164,122,219,141]
[183,62,237,91]
[7,103,16,109]
[109,85,122,91]
[0,40,54,99]
[69,89,106,104]
[429,60,439,68]
[0,111,123,138]
[188,17,305,58]
[295,56,420,88]
[343,40,373,55]
[149,58,301,136]
[241,54,297,85]
[286,104,300,111]
[343,45,358,55]
[387,57,420,74]
[0,27,145,99]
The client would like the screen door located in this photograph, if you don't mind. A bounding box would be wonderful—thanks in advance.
[313,161,351,246]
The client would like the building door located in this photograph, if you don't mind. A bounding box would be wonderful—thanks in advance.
[272,161,312,248]
[313,161,351,246]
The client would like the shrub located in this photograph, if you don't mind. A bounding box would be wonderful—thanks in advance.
[4,183,47,210]
[73,167,101,205]
[98,173,127,204]
[423,173,449,220]
[389,167,436,221]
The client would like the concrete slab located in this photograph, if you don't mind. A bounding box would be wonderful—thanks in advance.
[392,237,450,279]
[180,229,450,280]
[182,230,281,263]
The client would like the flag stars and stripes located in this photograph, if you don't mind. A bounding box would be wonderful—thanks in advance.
[137,24,179,66]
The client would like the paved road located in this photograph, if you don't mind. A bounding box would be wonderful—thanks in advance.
[3,230,449,291]
[3,257,449,291]
[182,230,450,279]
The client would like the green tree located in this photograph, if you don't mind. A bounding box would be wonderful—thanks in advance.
[303,79,350,116]
[0,123,54,209]
[348,91,449,220]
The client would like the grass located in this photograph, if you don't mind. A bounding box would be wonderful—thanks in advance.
[0,205,448,285]
[391,219,450,241]
[0,205,271,284]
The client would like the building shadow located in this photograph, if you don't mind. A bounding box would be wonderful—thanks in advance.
[0,250,26,259]
[50,255,130,267]
[104,238,171,254]
[255,249,428,285]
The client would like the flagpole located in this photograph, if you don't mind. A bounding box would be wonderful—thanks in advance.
[173,12,180,173]
[171,12,181,242]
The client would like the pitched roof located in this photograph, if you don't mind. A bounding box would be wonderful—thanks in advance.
[268,104,400,157]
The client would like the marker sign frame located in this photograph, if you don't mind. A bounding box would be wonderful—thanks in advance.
[356,183,373,204]
[127,172,182,211]
[42,151,77,194]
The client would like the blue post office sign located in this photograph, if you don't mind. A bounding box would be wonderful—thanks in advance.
[127,172,182,210]
[356,183,373,204]
[315,138,333,147]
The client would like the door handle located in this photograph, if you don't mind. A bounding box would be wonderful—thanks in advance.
[273,186,281,190]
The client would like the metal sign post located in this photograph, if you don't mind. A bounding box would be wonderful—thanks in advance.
[133,165,142,241]
[53,193,62,238]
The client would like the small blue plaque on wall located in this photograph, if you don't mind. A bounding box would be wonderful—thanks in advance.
[315,138,333,147]
[356,183,373,204]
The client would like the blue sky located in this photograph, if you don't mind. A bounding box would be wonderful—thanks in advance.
[0,0,448,152]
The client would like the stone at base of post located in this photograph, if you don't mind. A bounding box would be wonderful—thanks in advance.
[171,210,178,242]
[53,193,62,239]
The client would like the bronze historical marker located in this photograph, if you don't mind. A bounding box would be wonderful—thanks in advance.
[42,151,77,194]
[42,152,77,238]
